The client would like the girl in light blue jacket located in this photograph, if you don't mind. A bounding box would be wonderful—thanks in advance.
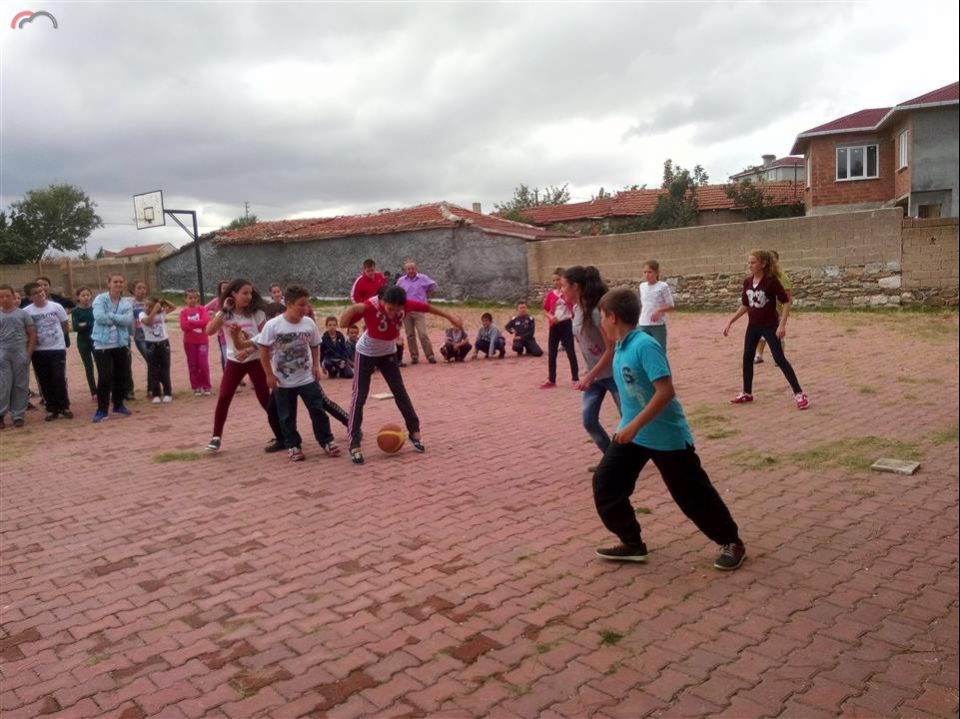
[91,274,135,422]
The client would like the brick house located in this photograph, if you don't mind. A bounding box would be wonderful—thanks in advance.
[791,82,959,218]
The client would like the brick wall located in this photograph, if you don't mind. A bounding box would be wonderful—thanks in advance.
[527,209,958,308]
[806,133,896,211]
[901,217,959,305]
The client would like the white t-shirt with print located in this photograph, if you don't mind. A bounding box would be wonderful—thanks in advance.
[24,302,68,351]
[639,281,674,327]
[141,312,169,343]
[256,315,322,388]
[223,310,265,364]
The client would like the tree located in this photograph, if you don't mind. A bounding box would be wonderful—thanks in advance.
[5,184,103,263]
[95,246,106,259]
[592,187,614,201]
[224,214,259,230]
[0,210,47,264]
[493,184,570,222]
[724,179,805,221]
[647,159,709,230]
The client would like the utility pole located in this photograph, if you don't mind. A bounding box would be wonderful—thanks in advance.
[244,201,250,219]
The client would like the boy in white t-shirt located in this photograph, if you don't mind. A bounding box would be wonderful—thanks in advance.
[638,260,674,350]
[23,282,72,421]
[257,285,340,461]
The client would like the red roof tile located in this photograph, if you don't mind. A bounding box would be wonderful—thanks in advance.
[792,81,959,153]
[798,107,891,136]
[515,183,804,225]
[896,81,959,108]
[214,203,569,245]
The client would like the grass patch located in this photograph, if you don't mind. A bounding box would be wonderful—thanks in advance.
[153,451,205,463]
[728,449,781,471]
[826,310,958,344]
[503,682,531,696]
[536,641,559,654]
[931,423,959,445]
[600,631,623,646]
[687,404,739,441]
[858,386,878,395]
[634,506,652,515]
[790,437,922,473]
[853,489,879,498]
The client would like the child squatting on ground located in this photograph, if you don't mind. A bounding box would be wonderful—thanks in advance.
[505,302,543,357]
[592,287,747,571]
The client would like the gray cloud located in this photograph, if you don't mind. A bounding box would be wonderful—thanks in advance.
[2,2,957,250]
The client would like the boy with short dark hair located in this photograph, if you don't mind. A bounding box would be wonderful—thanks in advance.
[345,325,359,368]
[23,281,72,421]
[1,284,37,428]
[505,302,543,357]
[472,312,505,359]
[320,316,353,378]
[593,287,746,570]
[257,285,340,461]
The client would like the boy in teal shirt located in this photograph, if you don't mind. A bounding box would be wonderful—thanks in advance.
[594,288,745,570]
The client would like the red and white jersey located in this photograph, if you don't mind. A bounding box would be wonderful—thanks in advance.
[356,296,430,356]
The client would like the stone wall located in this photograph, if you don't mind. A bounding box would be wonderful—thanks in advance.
[527,209,958,308]
[157,227,529,302]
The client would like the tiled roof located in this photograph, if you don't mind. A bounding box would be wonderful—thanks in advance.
[792,81,959,153]
[897,81,959,108]
[214,203,569,245]
[798,108,892,136]
[516,183,804,225]
[104,243,170,257]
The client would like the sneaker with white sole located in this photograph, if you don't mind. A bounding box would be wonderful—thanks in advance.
[206,436,221,452]
[753,355,764,364]
[795,393,810,410]
[730,392,753,404]
[152,396,161,404]
[288,446,305,462]
[162,395,173,403]
[595,542,648,562]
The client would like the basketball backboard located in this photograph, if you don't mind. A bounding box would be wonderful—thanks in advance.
[133,190,165,230]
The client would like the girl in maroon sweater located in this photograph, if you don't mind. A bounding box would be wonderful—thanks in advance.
[723,250,809,410]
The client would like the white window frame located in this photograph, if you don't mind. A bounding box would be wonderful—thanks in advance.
[806,155,811,188]
[898,130,909,170]
[836,143,879,181]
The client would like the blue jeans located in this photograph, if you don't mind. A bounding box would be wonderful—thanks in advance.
[273,381,334,449]
[582,376,621,452]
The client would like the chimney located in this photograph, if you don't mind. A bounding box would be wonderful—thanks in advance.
[762,154,776,167]
[472,202,482,213]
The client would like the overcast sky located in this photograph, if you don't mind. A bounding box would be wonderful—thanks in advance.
[2,0,958,253]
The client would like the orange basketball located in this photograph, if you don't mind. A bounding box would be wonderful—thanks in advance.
[377,424,406,453]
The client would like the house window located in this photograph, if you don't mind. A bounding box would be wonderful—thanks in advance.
[918,204,941,219]
[898,130,908,169]
[806,155,811,188]
[836,144,878,181]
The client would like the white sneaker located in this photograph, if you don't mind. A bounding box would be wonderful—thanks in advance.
[194,390,202,397]
[162,395,173,403]
[151,396,161,404]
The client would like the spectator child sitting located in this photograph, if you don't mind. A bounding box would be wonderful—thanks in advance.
[345,325,359,369]
[505,302,543,357]
[472,313,505,359]
[320,316,353,378]
[440,326,471,362]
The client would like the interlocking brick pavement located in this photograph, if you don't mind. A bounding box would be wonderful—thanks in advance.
[1,310,957,718]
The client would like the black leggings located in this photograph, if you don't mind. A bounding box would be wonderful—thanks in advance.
[547,319,579,383]
[742,325,802,395]
[347,352,419,450]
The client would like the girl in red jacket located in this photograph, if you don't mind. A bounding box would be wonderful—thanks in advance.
[179,288,211,395]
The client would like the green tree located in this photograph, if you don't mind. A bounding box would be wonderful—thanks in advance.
[494,184,570,221]
[224,213,259,230]
[0,210,47,264]
[5,184,103,263]
[95,246,106,259]
[647,159,709,229]
[593,187,614,201]
[724,179,804,221]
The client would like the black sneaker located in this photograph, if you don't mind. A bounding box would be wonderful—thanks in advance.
[206,436,222,452]
[264,439,285,453]
[13,417,24,428]
[60,409,74,419]
[714,542,746,571]
[595,542,648,562]
[44,412,59,422]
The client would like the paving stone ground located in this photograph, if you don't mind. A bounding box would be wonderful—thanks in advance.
[1,309,958,719]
